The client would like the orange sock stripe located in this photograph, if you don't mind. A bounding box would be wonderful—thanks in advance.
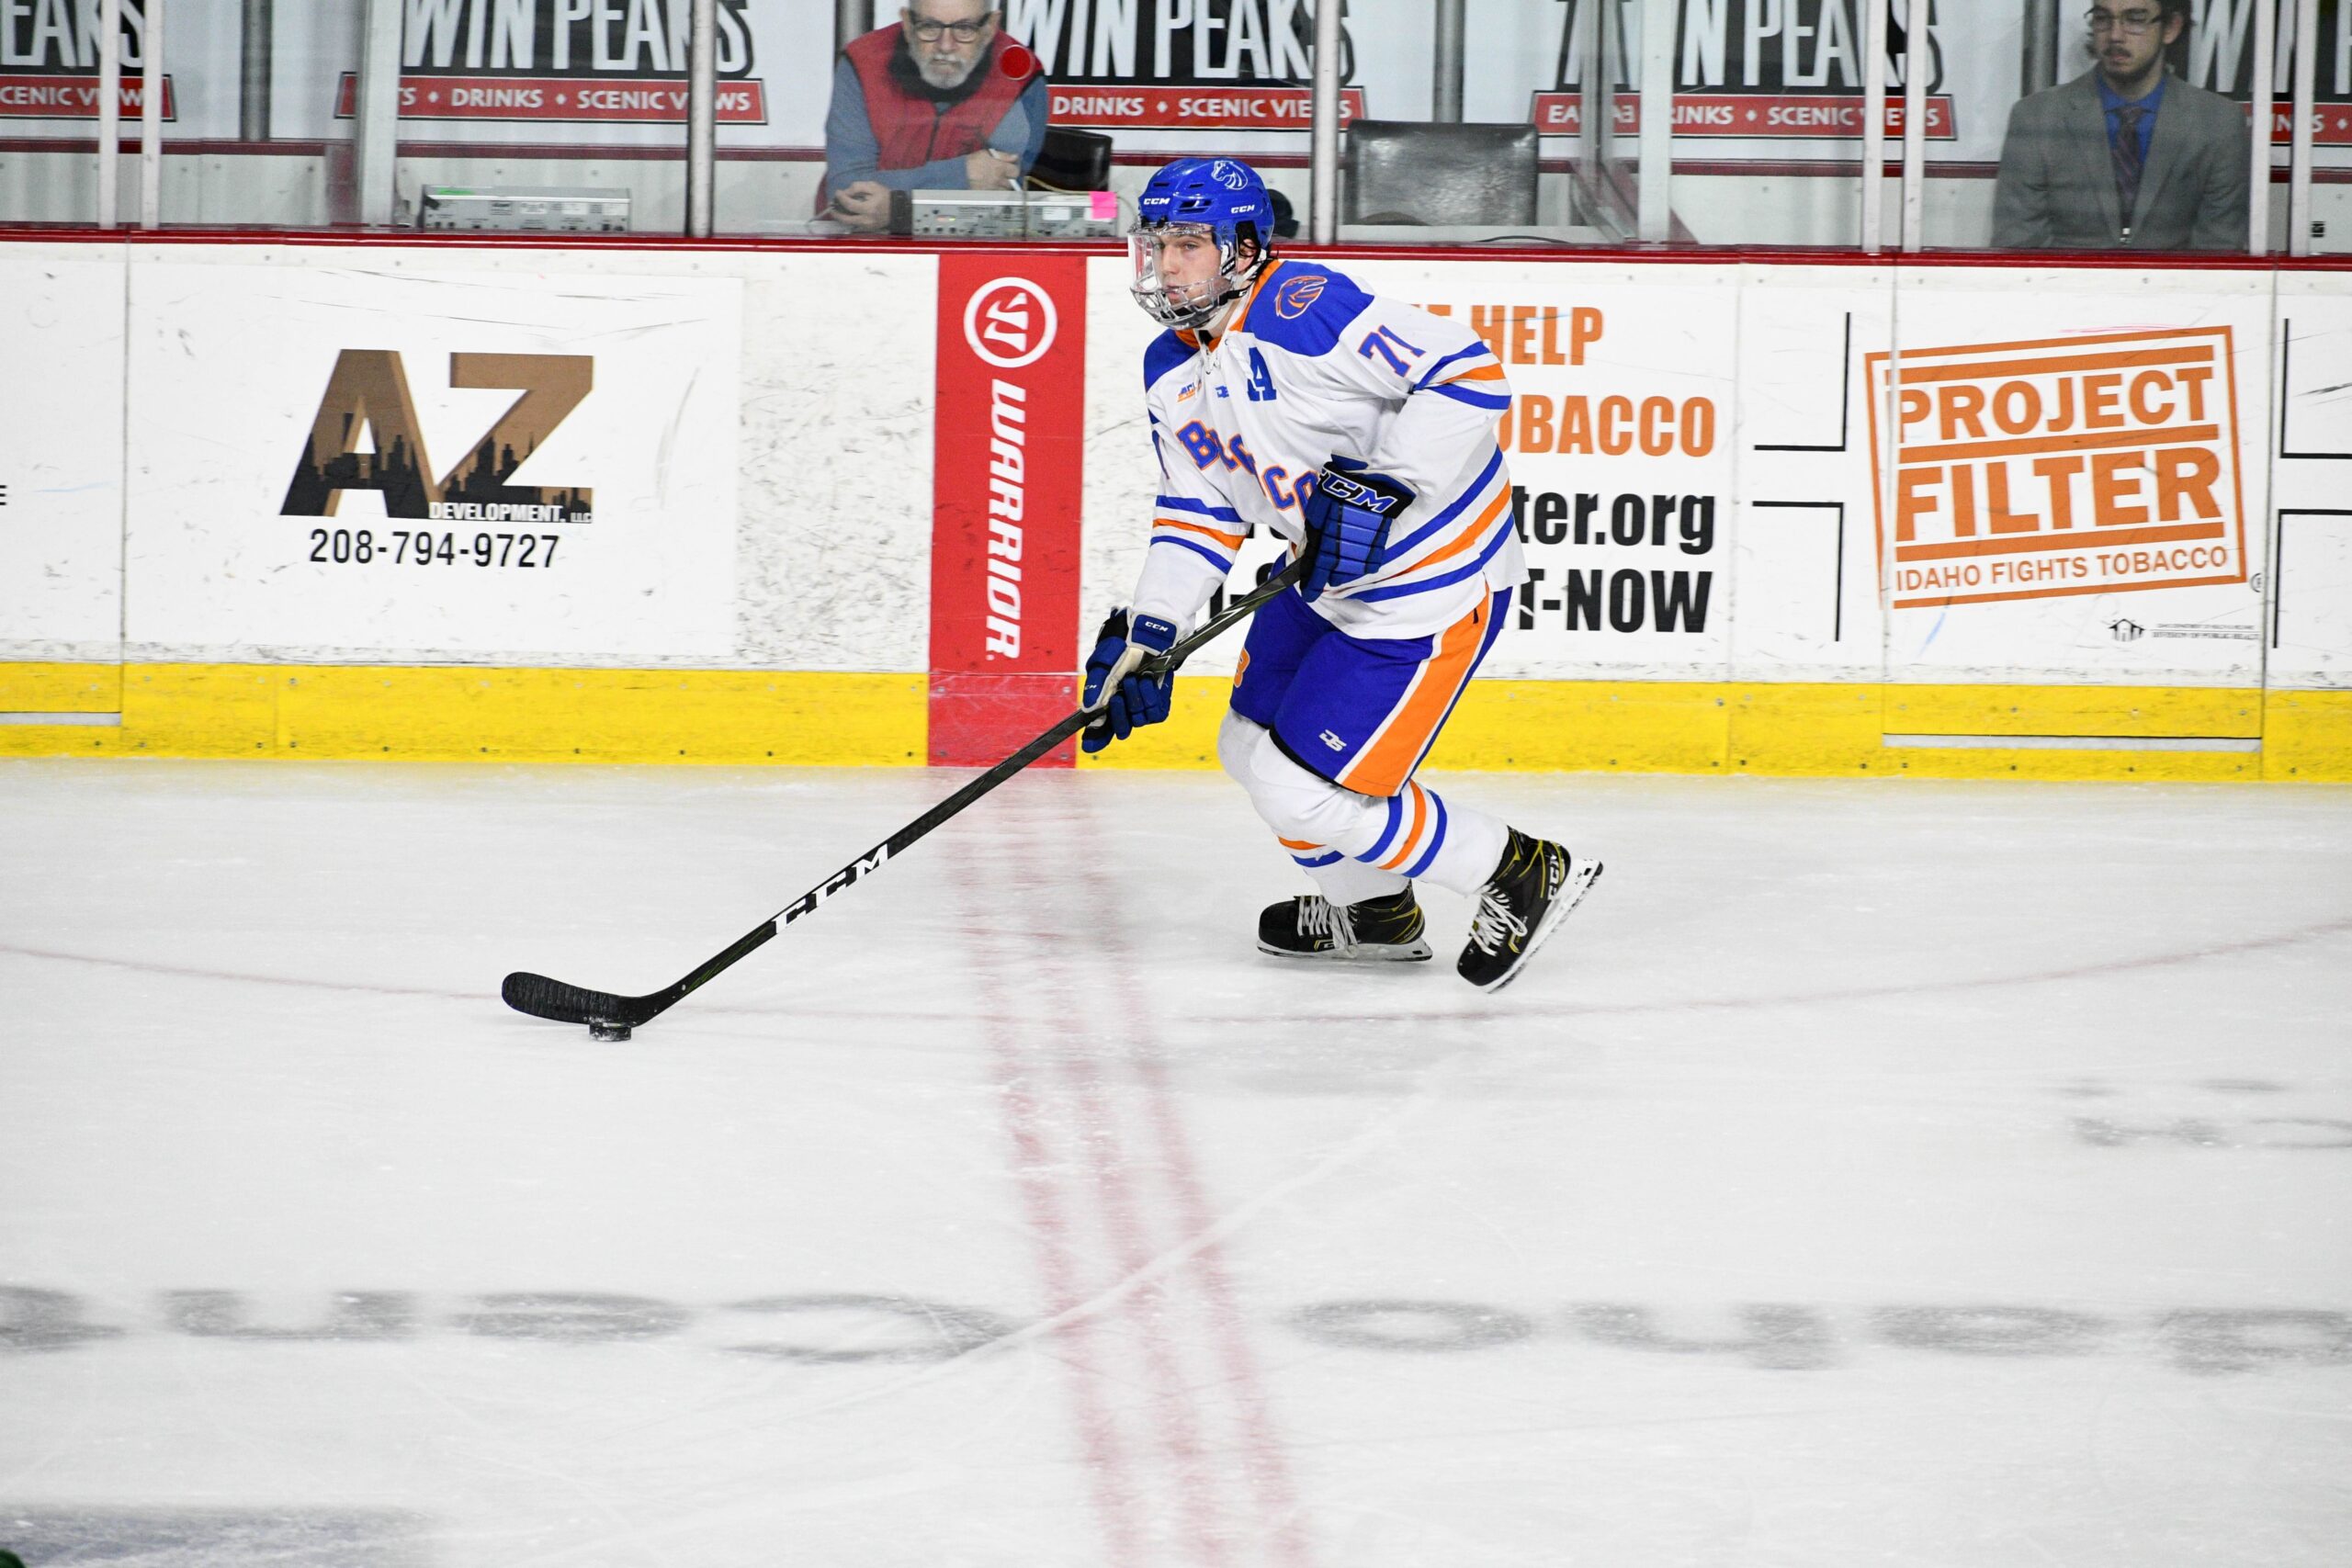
[1346,597,1491,799]
[1376,781,1430,871]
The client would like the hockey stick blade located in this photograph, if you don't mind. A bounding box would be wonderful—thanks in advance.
[502,556,1307,1036]
[501,970,667,1031]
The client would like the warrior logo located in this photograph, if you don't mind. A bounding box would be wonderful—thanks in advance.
[962,277,1059,371]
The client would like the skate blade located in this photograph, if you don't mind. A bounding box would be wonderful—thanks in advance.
[1479,857,1603,994]
[1257,939,1434,963]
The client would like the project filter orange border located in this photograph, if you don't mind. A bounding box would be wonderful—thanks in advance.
[1867,326,2250,610]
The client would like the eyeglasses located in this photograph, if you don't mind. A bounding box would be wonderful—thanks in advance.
[907,16,990,42]
[2086,8,2165,32]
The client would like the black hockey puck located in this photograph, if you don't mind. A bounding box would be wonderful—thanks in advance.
[588,1021,632,1042]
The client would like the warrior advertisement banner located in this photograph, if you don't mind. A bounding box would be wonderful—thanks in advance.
[121,260,741,660]
[930,254,1088,767]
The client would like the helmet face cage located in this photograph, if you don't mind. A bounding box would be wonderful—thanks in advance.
[1127,158,1274,330]
[1128,221,1261,330]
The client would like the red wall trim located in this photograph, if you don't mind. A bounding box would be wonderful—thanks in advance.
[1,225,2340,272]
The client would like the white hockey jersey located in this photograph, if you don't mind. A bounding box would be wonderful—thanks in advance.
[1129,259,1524,642]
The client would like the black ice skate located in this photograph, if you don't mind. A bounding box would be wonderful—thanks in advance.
[1258,889,1433,963]
[1457,829,1601,991]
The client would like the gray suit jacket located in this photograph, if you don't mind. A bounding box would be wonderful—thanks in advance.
[1992,70,2250,251]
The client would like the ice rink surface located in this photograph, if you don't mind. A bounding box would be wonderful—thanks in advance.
[4,757,2349,1567]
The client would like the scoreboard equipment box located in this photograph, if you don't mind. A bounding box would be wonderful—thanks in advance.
[420,186,632,233]
[888,188,1123,240]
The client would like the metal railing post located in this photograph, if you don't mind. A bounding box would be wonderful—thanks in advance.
[836,1,874,55]
[354,0,402,226]
[97,0,120,228]
[2250,0,2276,252]
[1637,0,1675,240]
[2287,0,2317,255]
[1900,0,1927,252]
[1862,0,1889,252]
[139,0,164,229]
[2024,0,2056,94]
[687,0,717,236]
[1433,0,1464,123]
[1309,0,1341,243]
[241,0,272,143]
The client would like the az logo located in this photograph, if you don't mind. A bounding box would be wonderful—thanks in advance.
[281,350,594,521]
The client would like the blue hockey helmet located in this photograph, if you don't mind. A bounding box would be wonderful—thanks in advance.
[1130,158,1277,330]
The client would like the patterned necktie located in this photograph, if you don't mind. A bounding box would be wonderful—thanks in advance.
[2110,105,2147,231]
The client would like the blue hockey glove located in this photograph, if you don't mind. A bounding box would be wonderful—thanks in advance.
[1080,607,1178,753]
[1300,457,1415,602]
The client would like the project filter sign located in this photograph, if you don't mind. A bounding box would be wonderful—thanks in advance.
[1867,327,2249,612]
[124,262,741,660]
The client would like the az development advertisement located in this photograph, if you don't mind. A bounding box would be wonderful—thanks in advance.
[122,262,741,660]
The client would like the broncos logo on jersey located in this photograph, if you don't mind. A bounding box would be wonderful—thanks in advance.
[1274,274,1328,320]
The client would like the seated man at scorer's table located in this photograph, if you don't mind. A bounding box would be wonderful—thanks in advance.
[820,2,1050,233]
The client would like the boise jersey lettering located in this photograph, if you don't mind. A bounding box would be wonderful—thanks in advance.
[1131,260,1524,641]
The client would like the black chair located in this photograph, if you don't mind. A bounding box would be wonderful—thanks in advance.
[1342,120,1540,226]
[1027,127,1114,193]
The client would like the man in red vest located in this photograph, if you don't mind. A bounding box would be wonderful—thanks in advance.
[823,3,1050,232]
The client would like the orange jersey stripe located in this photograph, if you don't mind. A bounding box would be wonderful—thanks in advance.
[1155,517,1249,550]
[1385,487,1510,581]
[1440,362,1507,384]
[1278,836,1322,852]
[1348,597,1490,799]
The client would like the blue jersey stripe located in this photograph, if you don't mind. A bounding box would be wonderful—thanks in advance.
[1157,494,1245,524]
[1149,533,1238,572]
[1291,850,1344,869]
[1430,383,1512,412]
[1413,343,1494,389]
[1386,446,1504,560]
[1404,795,1451,878]
[1351,515,1515,603]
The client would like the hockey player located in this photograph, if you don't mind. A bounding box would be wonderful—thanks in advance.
[1080,157,1601,991]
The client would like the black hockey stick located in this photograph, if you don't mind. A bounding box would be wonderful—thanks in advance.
[503,555,1307,1038]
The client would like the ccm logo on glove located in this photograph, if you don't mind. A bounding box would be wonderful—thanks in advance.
[1300,458,1416,603]
[1080,607,1179,753]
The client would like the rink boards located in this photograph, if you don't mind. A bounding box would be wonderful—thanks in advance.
[1,236,2347,780]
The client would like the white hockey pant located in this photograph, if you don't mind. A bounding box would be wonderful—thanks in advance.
[1216,710,1508,903]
